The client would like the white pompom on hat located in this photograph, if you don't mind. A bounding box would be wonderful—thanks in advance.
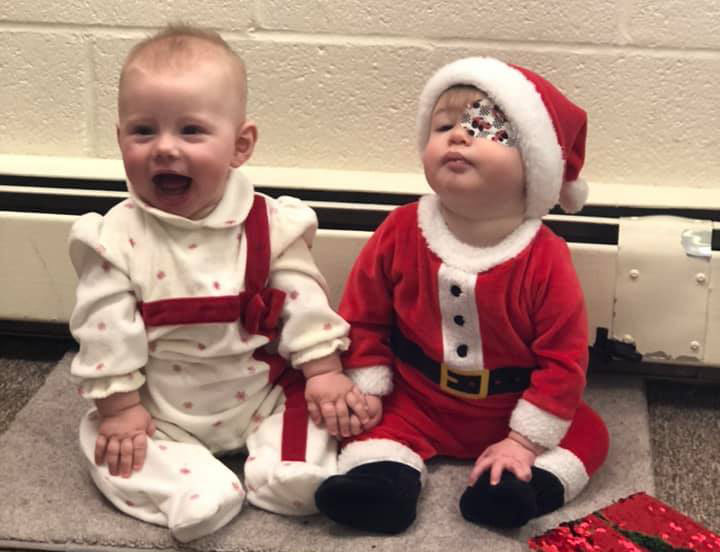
[417,57,588,217]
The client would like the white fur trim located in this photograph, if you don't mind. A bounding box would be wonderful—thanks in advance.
[559,178,588,213]
[417,57,564,218]
[534,446,590,503]
[417,195,541,274]
[346,366,394,396]
[509,398,572,450]
[338,439,427,485]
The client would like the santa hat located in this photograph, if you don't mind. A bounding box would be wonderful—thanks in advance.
[417,57,588,217]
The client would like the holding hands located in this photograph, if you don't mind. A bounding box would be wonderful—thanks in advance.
[301,353,382,438]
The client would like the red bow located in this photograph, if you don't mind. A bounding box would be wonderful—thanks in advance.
[241,288,286,335]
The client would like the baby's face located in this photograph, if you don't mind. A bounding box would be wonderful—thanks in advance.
[421,88,525,222]
[117,60,247,219]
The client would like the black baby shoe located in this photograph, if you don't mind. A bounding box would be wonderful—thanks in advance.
[315,460,422,534]
[459,467,564,529]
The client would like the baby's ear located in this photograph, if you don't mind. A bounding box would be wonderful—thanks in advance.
[231,121,257,167]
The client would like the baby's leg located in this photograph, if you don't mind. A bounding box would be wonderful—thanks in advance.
[244,373,338,515]
[460,400,609,528]
[79,409,244,543]
[314,390,434,534]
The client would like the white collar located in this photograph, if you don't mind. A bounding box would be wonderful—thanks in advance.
[127,169,254,230]
[417,194,541,273]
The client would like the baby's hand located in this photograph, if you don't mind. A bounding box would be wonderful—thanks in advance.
[346,393,383,435]
[304,370,359,438]
[95,403,156,478]
[468,435,538,487]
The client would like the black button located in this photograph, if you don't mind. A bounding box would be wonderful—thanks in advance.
[453,315,465,326]
[457,344,468,357]
[451,285,462,297]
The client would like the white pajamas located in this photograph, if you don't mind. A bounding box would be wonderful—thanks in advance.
[69,170,349,542]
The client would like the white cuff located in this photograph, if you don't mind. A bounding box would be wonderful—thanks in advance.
[534,447,589,503]
[338,439,426,485]
[509,398,572,450]
[346,365,393,396]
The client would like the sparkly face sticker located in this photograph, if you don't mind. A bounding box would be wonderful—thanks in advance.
[459,92,517,147]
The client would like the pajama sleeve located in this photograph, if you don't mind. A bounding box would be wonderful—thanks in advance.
[267,196,350,368]
[68,213,148,399]
[509,235,588,449]
[335,210,401,396]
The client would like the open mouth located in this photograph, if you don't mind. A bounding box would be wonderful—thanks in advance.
[152,173,192,195]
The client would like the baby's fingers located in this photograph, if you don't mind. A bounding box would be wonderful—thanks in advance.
[307,401,323,427]
[345,389,369,424]
[320,402,339,437]
[348,413,363,436]
[119,437,134,478]
[95,434,108,466]
[105,436,121,476]
[132,433,148,472]
[468,456,493,486]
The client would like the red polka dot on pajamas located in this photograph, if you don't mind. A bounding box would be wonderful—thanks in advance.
[188,243,198,249]
[180,468,191,475]
[235,391,246,400]
[172,364,182,372]
[190,494,199,501]
[129,238,136,247]
[290,291,299,300]
[183,402,193,409]
[213,420,223,427]
[101,261,111,272]
[97,322,106,331]
[323,323,332,330]
[95,363,104,371]
[233,482,242,492]
[213,281,220,290]
[156,271,166,279]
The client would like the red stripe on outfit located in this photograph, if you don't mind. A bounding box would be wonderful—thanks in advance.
[139,295,249,326]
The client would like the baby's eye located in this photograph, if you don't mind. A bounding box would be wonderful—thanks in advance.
[182,125,204,135]
[435,124,454,132]
[131,125,154,136]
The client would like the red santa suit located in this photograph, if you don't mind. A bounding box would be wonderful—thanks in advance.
[338,194,608,503]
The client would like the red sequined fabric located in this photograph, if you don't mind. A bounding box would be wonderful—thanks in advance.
[529,492,720,552]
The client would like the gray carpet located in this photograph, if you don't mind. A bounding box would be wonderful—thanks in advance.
[0,351,653,552]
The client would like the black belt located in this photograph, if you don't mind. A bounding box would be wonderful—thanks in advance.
[390,328,535,400]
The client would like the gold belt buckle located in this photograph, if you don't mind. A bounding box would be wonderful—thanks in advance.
[439,363,489,399]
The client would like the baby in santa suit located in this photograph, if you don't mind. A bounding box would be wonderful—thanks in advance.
[314,57,610,533]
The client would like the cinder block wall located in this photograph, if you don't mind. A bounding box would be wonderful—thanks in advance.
[1,1,719,189]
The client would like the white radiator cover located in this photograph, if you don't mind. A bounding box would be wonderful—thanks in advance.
[2,210,718,368]
[1,154,719,370]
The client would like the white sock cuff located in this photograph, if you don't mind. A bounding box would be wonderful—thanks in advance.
[338,439,427,485]
[534,446,589,503]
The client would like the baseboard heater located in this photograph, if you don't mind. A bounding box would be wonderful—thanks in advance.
[2,165,719,382]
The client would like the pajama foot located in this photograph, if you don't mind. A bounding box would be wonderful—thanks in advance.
[459,470,537,528]
[170,484,245,543]
[459,467,565,529]
[315,461,421,534]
